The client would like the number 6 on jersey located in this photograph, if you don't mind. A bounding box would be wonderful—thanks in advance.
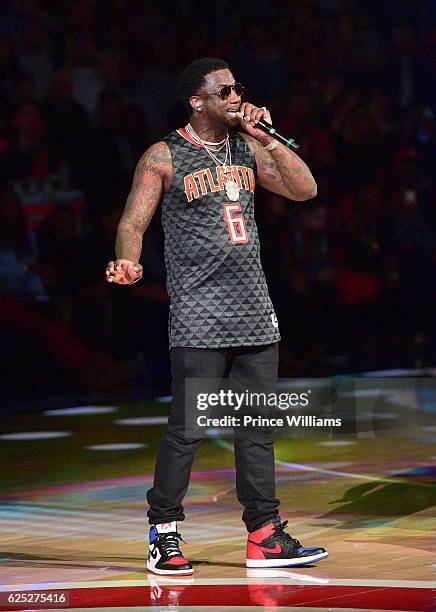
[223,202,249,244]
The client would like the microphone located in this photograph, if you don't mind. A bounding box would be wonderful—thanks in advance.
[255,119,300,151]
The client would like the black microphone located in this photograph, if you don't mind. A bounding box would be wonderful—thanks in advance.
[255,119,300,151]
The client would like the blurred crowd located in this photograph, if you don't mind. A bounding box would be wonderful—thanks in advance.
[0,0,434,400]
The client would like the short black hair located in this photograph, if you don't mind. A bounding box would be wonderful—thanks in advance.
[177,57,229,113]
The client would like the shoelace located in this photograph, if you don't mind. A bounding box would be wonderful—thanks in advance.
[271,520,301,551]
[159,531,186,557]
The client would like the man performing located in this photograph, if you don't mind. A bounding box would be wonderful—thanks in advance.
[106,58,328,575]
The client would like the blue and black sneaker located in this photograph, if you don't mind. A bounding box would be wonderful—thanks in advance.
[147,521,193,575]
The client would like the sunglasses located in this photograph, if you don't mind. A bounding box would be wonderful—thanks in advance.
[201,82,245,101]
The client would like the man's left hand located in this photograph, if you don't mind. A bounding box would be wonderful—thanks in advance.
[236,103,272,142]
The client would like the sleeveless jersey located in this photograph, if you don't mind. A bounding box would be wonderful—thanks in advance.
[161,128,280,349]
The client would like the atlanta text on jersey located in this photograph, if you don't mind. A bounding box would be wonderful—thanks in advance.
[184,164,255,202]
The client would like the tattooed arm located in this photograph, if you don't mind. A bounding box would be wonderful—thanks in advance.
[106,142,172,285]
[241,132,317,201]
[236,102,317,201]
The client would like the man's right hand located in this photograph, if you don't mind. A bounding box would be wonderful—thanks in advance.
[106,259,143,285]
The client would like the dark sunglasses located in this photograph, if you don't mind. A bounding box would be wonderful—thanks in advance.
[201,82,244,101]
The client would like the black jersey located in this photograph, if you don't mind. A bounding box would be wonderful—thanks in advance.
[161,128,280,349]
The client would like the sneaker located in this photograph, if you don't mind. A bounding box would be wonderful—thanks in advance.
[147,521,193,575]
[246,518,328,568]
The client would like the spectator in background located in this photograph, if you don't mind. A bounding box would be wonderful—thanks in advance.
[0,190,122,399]
[281,90,337,172]
[18,19,53,101]
[87,90,150,212]
[330,88,391,185]
[257,193,298,375]
[391,185,436,359]
[260,199,343,374]
[133,42,179,139]
[0,100,65,185]
[336,181,390,369]
[385,26,427,114]
[71,204,168,382]
[35,205,80,300]
[67,39,104,119]
[287,203,344,364]
[43,70,91,188]
[0,182,47,301]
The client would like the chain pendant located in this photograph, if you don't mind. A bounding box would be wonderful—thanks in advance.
[222,165,239,201]
[225,179,240,201]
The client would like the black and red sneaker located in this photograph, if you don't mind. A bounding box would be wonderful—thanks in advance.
[147,521,193,575]
[246,517,328,568]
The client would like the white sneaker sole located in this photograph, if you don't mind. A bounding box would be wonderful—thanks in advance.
[146,560,194,575]
[246,551,328,568]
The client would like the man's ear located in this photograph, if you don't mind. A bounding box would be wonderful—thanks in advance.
[190,96,203,112]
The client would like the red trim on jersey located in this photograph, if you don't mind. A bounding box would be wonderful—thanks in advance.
[177,128,204,148]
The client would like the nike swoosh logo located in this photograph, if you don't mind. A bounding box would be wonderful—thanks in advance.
[248,540,282,555]
[149,546,159,559]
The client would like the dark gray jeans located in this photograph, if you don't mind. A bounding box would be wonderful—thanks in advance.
[146,342,280,532]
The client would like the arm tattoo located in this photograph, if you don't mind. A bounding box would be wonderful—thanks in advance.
[140,163,161,176]
[243,133,317,200]
[115,142,171,262]
[259,144,317,200]
[149,149,172,164]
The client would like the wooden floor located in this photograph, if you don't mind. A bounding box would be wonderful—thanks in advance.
[0,394,435,611]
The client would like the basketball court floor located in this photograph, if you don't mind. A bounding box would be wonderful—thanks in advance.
[1,379,435,611]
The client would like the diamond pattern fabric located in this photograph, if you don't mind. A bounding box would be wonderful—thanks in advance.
[161,129,280,348]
